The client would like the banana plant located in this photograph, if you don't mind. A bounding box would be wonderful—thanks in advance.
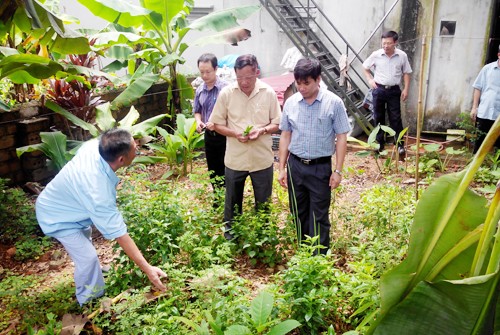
[364,117,500,334]
[17,101,166,171]
[45,100,166,139]
[135,114,203,176]
[79,0,260,119]
[16,131,82,171]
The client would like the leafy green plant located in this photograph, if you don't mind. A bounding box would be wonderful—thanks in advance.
[348,124,397,172]
[242,125,253,136]
[274,237,340,334]
[79,0,259,118]
[16,131,82,171]
[456,111,484,149]
[46,100,166,139]
[107,177,185,295]
[135,114,204,176]
[231,205,292,267]
[0,273,76,334]
[0,179,51,262]
[46,45,108,141]
[177,208,233,270]
[14,236,52,261]
[365,117,500,334]
[176,291,300,335]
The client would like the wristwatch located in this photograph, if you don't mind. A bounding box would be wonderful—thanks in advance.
[334,169,342,176]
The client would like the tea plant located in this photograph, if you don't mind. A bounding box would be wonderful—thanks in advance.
[231,204,294,267]
[177,207,233,270]
[330,183,416,332]
[107,176,185,295]
[273,238,341,334]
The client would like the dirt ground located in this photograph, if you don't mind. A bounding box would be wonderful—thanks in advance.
[0,140,468,333]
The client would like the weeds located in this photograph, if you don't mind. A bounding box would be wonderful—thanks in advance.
[0,178,52,261]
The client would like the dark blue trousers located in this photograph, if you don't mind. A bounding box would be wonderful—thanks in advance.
[287,154,332,254]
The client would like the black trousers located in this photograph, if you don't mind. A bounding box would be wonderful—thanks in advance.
[474,117,500,153]
[372,85,404,147]
[204,130,226,191]
[223,165,273,238]
[287,154,332,254]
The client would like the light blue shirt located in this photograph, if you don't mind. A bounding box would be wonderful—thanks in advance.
[280,89,351,159]
[473,60,500,121]
[36,139,127,239]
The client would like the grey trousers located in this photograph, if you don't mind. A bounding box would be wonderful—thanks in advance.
[56,226,105,305]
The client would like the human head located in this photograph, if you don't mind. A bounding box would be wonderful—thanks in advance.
[197,53,218,86]
[294,57,322,100]
[381,30,398,56]
[98,128,136,170]
[293,57,322,81]
[234,54,260,96]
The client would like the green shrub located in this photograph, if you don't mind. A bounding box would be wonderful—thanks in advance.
[106,176,185,295]
[0,178,51,261]
[231,204,293,267]
[274,238,340,334]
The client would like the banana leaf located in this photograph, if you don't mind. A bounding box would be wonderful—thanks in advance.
[45,100,100,137]
[368,117,500,333]
[75,0,155,29]
[188,5,261,32]
[16,131,82,171]
[374,273,500,335]
[110,73,159,110]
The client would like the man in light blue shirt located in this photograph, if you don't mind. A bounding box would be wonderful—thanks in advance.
[36,129,167,305]
[278,57,350,254]
[470,45,500,153]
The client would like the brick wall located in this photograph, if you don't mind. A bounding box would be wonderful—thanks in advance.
[0,82,170,186]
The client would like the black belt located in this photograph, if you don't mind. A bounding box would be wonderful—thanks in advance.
[205,129,222,137]
[290,153,331,165]
[375,83,399,89]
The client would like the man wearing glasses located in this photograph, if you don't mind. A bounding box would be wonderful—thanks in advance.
[209,54,281,239]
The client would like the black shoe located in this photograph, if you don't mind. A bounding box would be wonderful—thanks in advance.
[398,146,406,156]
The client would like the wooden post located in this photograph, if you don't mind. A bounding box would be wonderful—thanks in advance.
[415,35,427,200]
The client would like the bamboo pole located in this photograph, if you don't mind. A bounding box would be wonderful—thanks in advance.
[415,35,427,200]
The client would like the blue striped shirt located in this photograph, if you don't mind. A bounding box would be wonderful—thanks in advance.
[193,77,228,123]
[280,89,351,159]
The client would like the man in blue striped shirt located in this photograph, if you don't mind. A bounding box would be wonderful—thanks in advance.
[278,57,350,254]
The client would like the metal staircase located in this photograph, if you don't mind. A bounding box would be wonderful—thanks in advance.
[259,0,374,135]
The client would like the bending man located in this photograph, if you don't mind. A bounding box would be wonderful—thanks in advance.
[36,129,167,305]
